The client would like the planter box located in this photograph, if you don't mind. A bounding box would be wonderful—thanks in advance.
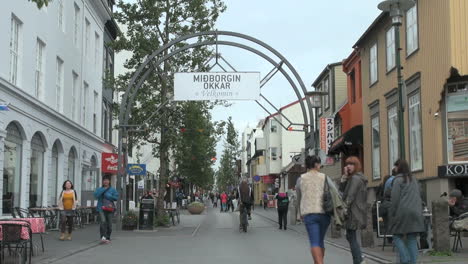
[187,204,205,215]
[122,225,137,230]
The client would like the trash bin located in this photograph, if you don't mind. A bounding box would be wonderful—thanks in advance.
[139,199,154,230]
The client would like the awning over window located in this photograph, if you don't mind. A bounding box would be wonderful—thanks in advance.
[327,125,363,156]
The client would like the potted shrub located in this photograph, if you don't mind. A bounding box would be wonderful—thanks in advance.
[122,210,138,230]
[187,201,205,215]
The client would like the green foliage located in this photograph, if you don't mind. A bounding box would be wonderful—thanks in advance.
[112,0,226,214]
[216,117,240,191]
[122,210,138,226]
[428,250,453,257]
[154,214,170,227]
[29,0,49,9]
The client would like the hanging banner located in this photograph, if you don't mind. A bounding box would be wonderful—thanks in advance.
[127,164,147,176]
[173,72,260,101]
[320,118,334,154]
[102,153,118,173]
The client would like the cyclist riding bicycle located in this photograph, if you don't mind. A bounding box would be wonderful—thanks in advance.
[238,179,253,222]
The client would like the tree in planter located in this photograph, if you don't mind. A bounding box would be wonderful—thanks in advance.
[122,210,138,230]
[216,117,240,192]
[112,0,226,220]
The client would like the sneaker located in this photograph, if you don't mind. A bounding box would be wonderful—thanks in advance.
[105,239,111,244]
[100,236,107,243]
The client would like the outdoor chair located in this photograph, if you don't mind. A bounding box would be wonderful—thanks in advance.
[14,208,32,218]
[0,223,32,264]
[450,212,468,252]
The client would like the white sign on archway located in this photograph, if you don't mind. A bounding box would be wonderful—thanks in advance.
[174,72,260,101]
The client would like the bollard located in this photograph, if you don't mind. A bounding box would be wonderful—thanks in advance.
[361,203,375,248]
[432,199,451,251]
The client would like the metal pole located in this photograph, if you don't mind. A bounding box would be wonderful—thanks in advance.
[314,108,319,156]
[395,24,406,160]
[116,127,123,230]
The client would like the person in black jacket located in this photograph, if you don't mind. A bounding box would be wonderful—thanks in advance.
[448,189,468,217]
[275,192,289,230]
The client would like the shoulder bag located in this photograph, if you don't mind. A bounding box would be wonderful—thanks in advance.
[101,188,115,212]
[322,175,334,215]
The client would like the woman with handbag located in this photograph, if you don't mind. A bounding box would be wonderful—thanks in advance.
[94,176,119,244]
[296,155,331,264]
[339,156,368,264]
[57,180,78,241]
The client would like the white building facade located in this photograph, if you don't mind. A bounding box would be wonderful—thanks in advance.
[0,0,117,217]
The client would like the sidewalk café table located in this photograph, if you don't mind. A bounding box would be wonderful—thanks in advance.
[0,217,46,254]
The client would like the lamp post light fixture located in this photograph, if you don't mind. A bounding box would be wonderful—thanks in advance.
[378,0,415,161]
[305,90,329,156]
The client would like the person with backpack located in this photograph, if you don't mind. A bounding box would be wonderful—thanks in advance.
[57,180,78,241]
[94,176,119,244]
[275,191,289,230]
[263,191,268,209]
[389,159,425,264]
[339,156,368,264]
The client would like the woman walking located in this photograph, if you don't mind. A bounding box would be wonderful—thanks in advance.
[275,191,289,230]
[94,176,119,244]
[339,156,368,264]
[296,155,331,264]
[57,180,78,241]
[389,160,425,264]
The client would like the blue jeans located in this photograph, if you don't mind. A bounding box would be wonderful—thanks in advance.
[304,214,331,248]
[99,211,113,240]
[393,233,418,264]
[346,229,363,264]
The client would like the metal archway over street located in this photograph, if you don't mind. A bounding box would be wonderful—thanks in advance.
[116,30,315,228]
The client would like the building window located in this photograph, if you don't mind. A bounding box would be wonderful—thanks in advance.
[408,92,422,171]
[95,32,100,68]
[58,0,65,32]
[35,39,45,100]
[317,84,322,115]
[85,18,90,58]
[271,147,278,160]
[370,43,378,85]
[82,82,89,128]
[271,120,278,133]
[102,102,109,140]
[3,123,23,215]
[388,106,399,170]
[350,70,356,103]
[371,115,381,179]
[406,3,418,56]
[30,133,45,208]
[446,82,468,163]
[49,142,60,206]
[324,77,330,110]
[73,3,80,48]
[386,26,396,71]
[72,72,78,121]
[9,15,22,86]
[56,57,64,112]
[68,148,76,182]
[93,91,98,134]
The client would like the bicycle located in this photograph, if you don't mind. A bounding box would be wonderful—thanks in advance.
[239,203,248,233]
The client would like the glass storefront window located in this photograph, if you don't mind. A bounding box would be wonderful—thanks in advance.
[68,149,76,183]
[30,133,45,208]
[3,123,22,215]
[371,115,381,179]
[446,83,468,163]
[388,106,399,171]
[49,143,59,206]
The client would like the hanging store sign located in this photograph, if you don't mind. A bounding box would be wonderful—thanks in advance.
[320,118,334,154]
[173,72,260,101]
[438,164,468,178]
[127,164,147,176]
[102,153,118,173]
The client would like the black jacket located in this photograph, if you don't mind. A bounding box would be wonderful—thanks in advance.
[275,194,289,210]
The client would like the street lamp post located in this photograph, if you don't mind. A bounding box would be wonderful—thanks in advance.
[305,90,329,156]
[378,0,415,161]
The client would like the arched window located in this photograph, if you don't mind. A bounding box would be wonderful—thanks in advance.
[67,148,77,183]
[3,122,23,214]
[30,133,45,208]
[49,141,62,206]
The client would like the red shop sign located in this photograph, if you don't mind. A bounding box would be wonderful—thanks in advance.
[262,175,275,184]
[102,153,118,173]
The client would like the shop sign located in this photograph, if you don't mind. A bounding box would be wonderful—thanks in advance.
[253,175,261,182]
[174,72,260,101]
[262,175,275,184]
[438,164,468,177]
[320,118,334,154]
[102,153,118,173]
[126,164,147,176]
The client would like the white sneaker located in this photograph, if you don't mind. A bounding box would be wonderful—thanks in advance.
[101,236,107,243]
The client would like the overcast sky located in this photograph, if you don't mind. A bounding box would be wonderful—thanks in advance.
[115,0,383,165]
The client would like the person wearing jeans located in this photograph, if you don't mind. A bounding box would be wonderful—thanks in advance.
[94,176,119,244]
[340,156,368,264]
[389,160,425,264]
